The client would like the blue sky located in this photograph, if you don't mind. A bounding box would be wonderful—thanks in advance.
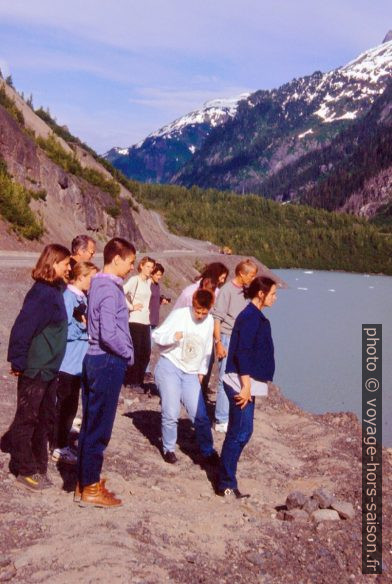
[0,0,391,153]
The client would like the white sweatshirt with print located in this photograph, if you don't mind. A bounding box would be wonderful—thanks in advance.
[152,307,213,375]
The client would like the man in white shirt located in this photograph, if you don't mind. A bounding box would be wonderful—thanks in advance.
[153,289,218,465]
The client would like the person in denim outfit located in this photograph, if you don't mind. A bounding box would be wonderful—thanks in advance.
[217,276,277,499]
[153,289,219,465]
[76,238,135,508]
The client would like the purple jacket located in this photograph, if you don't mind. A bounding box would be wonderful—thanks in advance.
[87,273,134,364]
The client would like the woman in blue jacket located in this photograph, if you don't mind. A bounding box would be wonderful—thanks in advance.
[217,276,277,498]
[51,261,98,465]
[5,244,71,492]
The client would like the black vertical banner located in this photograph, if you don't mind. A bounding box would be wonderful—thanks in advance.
[362,325,382,574]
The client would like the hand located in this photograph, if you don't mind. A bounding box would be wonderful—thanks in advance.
[174,331,183,342]
[162,299,170,305]
[234,385,252,409]
[215,341,227,359]
[10,369,21,377]
[133,303,143,311]
[198,374,204,384]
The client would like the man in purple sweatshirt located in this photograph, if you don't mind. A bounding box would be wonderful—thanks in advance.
[76,238,135,508]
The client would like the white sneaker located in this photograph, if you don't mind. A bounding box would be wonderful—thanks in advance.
[52,446,77,465]
[214,422,228,433]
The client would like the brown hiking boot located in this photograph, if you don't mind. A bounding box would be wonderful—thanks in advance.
[79,482,122,508]
[73,478,114,503]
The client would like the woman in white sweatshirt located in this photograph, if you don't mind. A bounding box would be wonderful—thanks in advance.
[152,289,218,465]
[123,256,155,390]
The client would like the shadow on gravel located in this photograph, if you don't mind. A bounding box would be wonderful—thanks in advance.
[124,410,218,489]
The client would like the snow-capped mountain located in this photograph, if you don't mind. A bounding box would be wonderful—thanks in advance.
[176,36,392,194]
[105,94,249,183]
[106,34,392,198]
[146,94,250,142]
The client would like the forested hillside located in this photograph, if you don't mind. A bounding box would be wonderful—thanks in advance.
[129,181,392,274]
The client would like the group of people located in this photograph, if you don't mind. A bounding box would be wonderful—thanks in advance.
[2,233,278,508]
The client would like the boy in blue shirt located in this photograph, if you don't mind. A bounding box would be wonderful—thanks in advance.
[76,238,135,508]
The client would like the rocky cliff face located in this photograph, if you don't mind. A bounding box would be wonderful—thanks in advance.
[0,83,144,249]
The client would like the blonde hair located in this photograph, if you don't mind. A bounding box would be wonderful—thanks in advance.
[235,259,258,276]
[32,244,70,284]
[69,261,99,283]
[137,256,155,273]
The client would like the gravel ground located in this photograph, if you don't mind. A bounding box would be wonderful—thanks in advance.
[0,268,390,584]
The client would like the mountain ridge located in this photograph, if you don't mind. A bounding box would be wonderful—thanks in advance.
[106,34,392,220]
[105,94,249,184]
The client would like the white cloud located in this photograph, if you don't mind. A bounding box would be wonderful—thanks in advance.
[1,0,390,59]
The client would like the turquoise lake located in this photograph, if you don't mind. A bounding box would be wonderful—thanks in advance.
[267,269,391,446]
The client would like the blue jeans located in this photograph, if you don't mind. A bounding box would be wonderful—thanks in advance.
[218,382,255,490]
[77,353,127,487]
[154,356,214,456]
[214,333,230,423]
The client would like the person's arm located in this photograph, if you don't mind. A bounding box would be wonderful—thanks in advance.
[213,319,227,359]
[152,309,184,346]
[64,293,87,341]
[7,285,53,372]
[233,315,259,408]
[234,374,252,408]
[99,291,133,359]
[212,284,236,330]
[123,276,143,312]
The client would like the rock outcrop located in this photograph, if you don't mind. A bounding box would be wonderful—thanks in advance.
[0,83,144,249]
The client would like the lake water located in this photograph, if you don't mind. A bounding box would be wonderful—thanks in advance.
[267,269,391,446]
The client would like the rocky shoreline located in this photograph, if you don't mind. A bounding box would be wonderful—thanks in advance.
[0,268,390,583]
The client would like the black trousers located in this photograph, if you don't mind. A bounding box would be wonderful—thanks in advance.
[8,374,57,476]
[51,371,81,450]
[127,323,151,386]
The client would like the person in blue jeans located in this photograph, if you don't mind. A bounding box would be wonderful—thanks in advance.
[76,238,135,508]
[213,259,258,433]
[217,276,277,498]
[153,289,219,465]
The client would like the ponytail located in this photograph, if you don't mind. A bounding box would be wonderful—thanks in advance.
[244,276,275,300]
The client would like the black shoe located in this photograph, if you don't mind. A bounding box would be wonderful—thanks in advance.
[216,487,250,499]
[202,451,220,466]
[163,451,178,464]
[0,430,12,453]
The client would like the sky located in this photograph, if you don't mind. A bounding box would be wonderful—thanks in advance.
[0,0,391,153]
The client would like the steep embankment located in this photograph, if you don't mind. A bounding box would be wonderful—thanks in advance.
[0,80,172,251]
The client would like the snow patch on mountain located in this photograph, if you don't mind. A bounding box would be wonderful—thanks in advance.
[302,39,392,125]
[298,128,314,139]
[148,93,250,141]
